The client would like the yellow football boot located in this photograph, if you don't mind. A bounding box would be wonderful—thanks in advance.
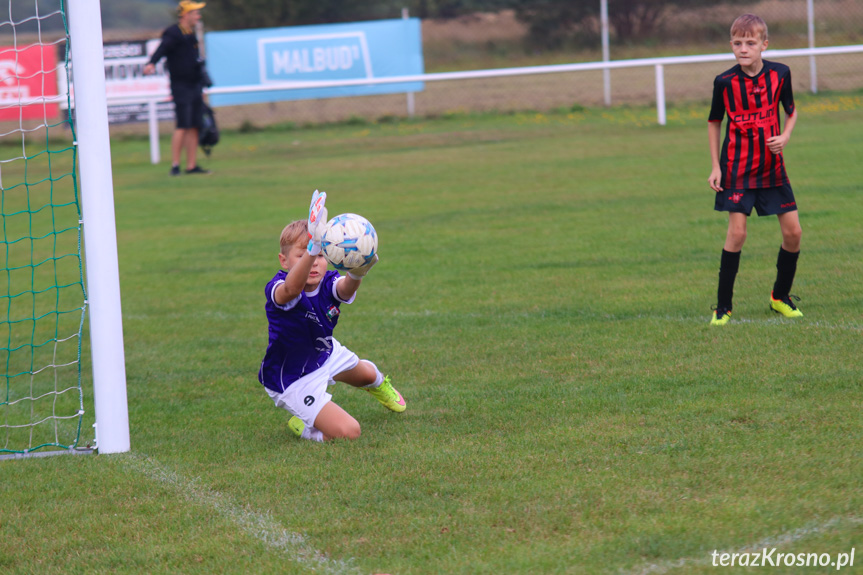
[710,307,732,326]
[770,293,803,318]
[365,376,406,413]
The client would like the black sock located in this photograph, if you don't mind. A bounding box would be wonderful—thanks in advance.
[717,249,741,309]
[772,247,799,299]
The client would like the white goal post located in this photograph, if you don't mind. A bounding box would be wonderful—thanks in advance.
[0,0,129,458]
[67,0,130,455]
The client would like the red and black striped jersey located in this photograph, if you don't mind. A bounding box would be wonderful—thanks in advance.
[708,60,796,189]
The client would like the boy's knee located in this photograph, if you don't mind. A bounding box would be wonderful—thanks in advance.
[726,228,747,250]
[783,226,802,249]
[789,226,802,242]
[331,420,361,440]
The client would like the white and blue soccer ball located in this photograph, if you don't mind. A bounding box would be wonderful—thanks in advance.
[320,213,378,271]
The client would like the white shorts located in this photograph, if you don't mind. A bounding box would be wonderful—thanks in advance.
[265,338,359,428]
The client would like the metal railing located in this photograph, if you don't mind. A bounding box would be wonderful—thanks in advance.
[98,44,863,164]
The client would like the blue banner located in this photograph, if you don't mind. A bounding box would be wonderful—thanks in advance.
[205,19,423,107]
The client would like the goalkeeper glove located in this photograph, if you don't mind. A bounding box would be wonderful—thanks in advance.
[306,190,328,256]
[347,254,379,280]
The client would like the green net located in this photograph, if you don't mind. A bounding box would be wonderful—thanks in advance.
[1,1,87,455]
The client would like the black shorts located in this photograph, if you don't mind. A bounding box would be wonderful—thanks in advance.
[171,83,203,130]
[714,183,797,217]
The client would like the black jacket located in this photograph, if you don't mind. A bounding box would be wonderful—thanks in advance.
[148,24,202,86]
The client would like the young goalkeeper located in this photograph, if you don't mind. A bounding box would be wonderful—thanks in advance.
[258,190,406,442]
[707,13,803,325]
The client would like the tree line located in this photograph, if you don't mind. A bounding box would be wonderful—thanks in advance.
[92,0,748,49]
[200,0,747,48]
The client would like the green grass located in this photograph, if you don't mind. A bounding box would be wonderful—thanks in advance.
[2,94,862,574]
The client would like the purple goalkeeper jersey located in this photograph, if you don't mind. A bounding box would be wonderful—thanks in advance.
[258,269,353,393]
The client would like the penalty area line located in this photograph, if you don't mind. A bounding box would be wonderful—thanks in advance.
[118,452,359,575]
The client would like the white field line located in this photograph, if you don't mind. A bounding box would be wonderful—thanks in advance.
[653,316,863,331]
[623,516,863,575]
[376,309,863,332]
[119,452,359,575]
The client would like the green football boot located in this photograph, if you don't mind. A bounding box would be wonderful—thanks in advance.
[710,306,732,326]
[770,292,803,318]
[288,416,305,438]
[365,376,406,413]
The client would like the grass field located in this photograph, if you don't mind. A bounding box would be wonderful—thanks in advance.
[2,93,862,574]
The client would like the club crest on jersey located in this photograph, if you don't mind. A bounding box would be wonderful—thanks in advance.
[326,305,340,321]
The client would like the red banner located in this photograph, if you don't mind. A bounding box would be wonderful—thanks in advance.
[0,44,59,121]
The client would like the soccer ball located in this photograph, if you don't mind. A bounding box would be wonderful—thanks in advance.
[320,213,378,271]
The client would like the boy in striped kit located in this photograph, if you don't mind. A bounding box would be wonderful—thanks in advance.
[707,14,803,325]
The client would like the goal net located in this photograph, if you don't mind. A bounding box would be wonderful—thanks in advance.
[1,0,128,457]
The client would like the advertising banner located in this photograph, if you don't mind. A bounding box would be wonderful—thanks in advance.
[0,44,58,121]
[101,40,174,124]
[205,18,423,107]
[55,40,175,124]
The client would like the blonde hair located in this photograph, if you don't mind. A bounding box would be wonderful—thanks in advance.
[279,220,308,256]
[731,14,768,41]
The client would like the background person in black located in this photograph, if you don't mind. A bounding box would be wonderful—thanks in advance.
[144,1,210,176]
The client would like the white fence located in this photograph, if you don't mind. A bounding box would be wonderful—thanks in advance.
[99,44,863,165]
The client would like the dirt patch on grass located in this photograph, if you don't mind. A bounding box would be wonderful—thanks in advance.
[422,10,526,44]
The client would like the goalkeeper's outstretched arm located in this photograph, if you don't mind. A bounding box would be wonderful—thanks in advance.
[275,189,328,304]
[336,254,378,301]
[275,250,315,305]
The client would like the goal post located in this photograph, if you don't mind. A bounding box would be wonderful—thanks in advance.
[67,0,130,455]
[1,0,129,457]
